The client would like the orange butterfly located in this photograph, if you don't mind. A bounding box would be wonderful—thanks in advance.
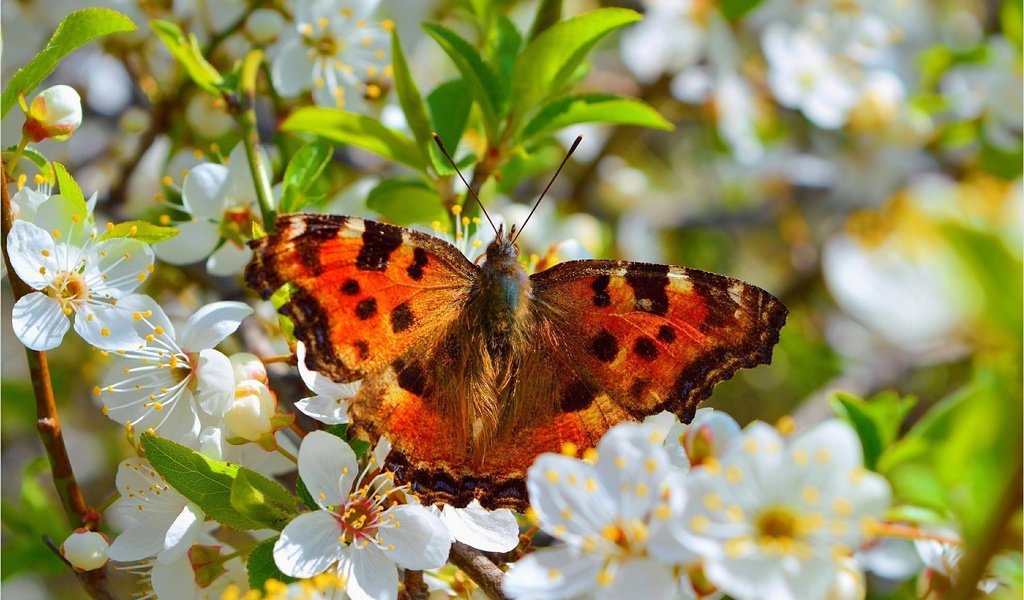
[246,209,786,511]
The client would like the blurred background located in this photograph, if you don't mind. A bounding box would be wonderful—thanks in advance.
[2,0,1021,597]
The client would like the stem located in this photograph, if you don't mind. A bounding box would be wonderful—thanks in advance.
[403,570,428,600]
[234,49,276,231]
[872,523,962,545]
[96,492,121,515]
[2,163,112,599]
[275,444,297,463]
[448,542,511,600]
[5,134,29,177]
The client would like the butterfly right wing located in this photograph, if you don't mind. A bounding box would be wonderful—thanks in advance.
[245,213,477,382]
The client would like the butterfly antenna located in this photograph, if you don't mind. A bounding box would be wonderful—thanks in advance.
[511,135,583,245]
[432,133,499,236]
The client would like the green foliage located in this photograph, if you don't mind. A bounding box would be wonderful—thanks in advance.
[279,142,334,213]
[151,20,224,94]
[423,23,503,140]
[52,162,85,207]
[830,391,916,470]
[100,220,180,244]
[520,94,673,142]
[508,8,641,125]
[391,31,436,170]
[282,108,426,171]
[325,423,371,459]
[0,458,68,580]
[720,0,765,21]
[141,434,298,531]
[367,179,447,226]
[1,8,136,117]
[246,537,297,592]
[527,0,563,41]
[427,80,473,166]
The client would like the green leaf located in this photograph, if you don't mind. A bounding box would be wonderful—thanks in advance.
[941,222,1023,334]
[391,31,434,168]
[520,93,672,141]
[427,79,473,173]
[230,469,298,531]
[1,8,136,117]
[294,476,318,510]
[280,142,333,213]
[99,220,180,244]
[423,23,502,138]
[325,424,372,459]
[829,391,916,470]
[492,16,523,83]
[151,20,224,94]
[282,108,426,171]
[53,162,84,206]
[142,434,262,530]
[527,0,562,40]
[719,0,764,21]
[509,8,641,120]
[366,178,446,226]
[246,537,297,592]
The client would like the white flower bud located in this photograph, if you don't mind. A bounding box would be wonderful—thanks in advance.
[229,352,268,384]
[23,85,83,142]
[246,9,285,44]
[61,529,109,571]
[224,379,276,441]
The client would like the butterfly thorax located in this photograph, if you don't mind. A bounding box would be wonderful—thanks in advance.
[472,235,532,351]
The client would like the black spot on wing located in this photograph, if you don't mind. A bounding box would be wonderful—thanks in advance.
[407,247,428,281]
[657,325,677,344]
[356,220,403,271]
[591,275,611,308]
[690,272,741,331]
[633,336,658,361]
[356,298,378,320]
[626,265,670,316]
[391,302,414,333]
[294,222,342,276]
[282,286,343,376]
[394,359,427,396]
[560,380,596,412]
[341,279,360,295]
[589,329,619,363]
[354,340,370,360]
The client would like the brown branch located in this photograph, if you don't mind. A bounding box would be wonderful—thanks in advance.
[402,569,428,600]
[448,541,511,600]
[2,163,113,599]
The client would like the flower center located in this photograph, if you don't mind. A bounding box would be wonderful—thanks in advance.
[755,505,798,541]
[601,519,649,554]
[48,270,89,313]
[220,205,258,246]
[336,495,381,544]
[314,33,341,57]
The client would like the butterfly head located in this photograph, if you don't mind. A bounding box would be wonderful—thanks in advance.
[485,223,522,265]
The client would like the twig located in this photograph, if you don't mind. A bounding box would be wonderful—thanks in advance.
[449,541,511,600]
[403,569,428,600]
[1,164,113,598]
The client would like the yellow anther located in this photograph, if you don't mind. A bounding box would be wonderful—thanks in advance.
[560,441,578,456]
[365,84,381,99]
[381,19,394,31]
[101,328,111,337]
[545,469,560,483]
[725,466,743,483]
[38,266,46,275]
[106,222,115,231]
[690,515,710,533]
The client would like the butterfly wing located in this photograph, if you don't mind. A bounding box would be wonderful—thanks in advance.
[245,213,476,382]
[520,260,788,425]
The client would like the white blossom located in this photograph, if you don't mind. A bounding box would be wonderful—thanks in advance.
[295,341,359,425]
[274,431,451,600]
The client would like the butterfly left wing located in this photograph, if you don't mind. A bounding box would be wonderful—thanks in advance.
[512,260,788,429]
[245,213,477,382]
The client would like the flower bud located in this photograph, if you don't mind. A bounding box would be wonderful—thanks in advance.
[23,85,83,142]
[224,379,275,441]
[61,529,109,571]
[246,9,285,44]
[229,352,268,385]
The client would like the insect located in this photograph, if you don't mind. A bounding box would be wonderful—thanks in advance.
[246,137,787,511]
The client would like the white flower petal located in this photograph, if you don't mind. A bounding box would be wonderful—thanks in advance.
[12,292,70,350]
[150,554,196,599]
[182,163,231,219]
[596,557,677,600]
[298,431,357,508]
[206,241,253,276]
[73,303,143,350]
[504,545,604,600]
[224,142,265,204]
[595,423,673,520]
[86,237,154,297]
[6,219,58,289]
[116,294,177,340]
[378,504,451,570]
[295,395,350,425]
[344,545,399,600]
[152,219,220,266]
[274,510,343,578]
[157,503,205,564]
[107,513,179,561]
[195,349,235,416]
[527,454,615,539]
[272,38,315,97]
[34,195,93,246]
[297,342,362,398]
[441,501,519,552]
[179,301,253,351]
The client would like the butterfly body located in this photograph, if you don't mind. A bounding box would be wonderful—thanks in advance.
[247,213,788,511]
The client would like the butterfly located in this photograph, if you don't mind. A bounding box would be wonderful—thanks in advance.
[245,209,787,511]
